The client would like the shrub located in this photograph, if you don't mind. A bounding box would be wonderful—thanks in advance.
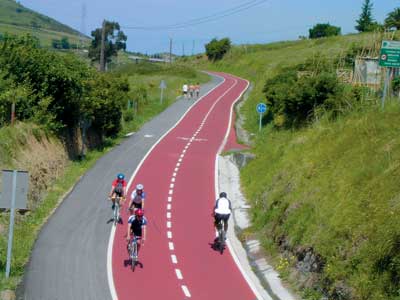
[205,38,231,61]
[0,35,130,137]
[263,61,363,128]
[309,23,341,39]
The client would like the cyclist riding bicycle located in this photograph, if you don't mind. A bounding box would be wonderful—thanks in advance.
[213,192,232,234]
[109,173,127,209]
[126,208,147,254]
[129,184,146,211]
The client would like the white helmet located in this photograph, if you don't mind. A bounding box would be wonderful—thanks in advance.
[136,184,144,190]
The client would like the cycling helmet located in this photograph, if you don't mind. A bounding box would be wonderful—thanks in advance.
[136,184,144,190]
[219,192,227,198]
[135,208,144,217]
[117,173,125,180]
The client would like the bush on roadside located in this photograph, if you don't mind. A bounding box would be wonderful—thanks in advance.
[0,35,130,138]
[205,38,231,61]
[263,58,364,128]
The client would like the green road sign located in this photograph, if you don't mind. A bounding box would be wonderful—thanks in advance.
[379,40,400,68]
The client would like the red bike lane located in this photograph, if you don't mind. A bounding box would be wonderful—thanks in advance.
[111,72,255,300]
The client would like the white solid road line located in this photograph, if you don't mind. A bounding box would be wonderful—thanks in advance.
[107,74,226,300]
[213,73,270,300]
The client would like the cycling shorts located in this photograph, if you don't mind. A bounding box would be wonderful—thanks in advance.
[131,201,142,209]
[214,213,230,226]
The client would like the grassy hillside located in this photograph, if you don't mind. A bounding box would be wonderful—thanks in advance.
[190,32,400,299]
[0,0,89,47]
[0,0,80,35]
[192,32,398,133]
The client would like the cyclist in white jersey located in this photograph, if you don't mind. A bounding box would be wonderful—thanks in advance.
[213,192,232,233]
[129,184,146,211]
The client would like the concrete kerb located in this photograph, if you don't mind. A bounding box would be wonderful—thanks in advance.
[219,155,298,300]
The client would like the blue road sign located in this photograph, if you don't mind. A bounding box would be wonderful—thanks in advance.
[160,80,167,89]
[256,103,267,114]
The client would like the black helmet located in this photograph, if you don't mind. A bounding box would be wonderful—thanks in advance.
[219,192,227,198]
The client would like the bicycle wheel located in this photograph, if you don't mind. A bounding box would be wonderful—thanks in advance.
[131,240,137,271]
[114,198,120,226]
[218,223,225,254]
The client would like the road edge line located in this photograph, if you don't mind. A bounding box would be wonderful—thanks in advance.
[213,72,268,300]
[107,75,226,300]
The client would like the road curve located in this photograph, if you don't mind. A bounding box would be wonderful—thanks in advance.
[19,75,224,300]
[111,72,256,300]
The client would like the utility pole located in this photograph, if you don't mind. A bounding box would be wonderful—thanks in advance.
[192,40,195,56]
[80,3,86,50]
[10,91,16,125]
[169,37,173,63]
[11,103,15,125]
[182,42,185,57]
[99,20,106,72]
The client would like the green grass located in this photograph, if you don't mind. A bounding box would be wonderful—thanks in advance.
[115,61,209,133]
[241,100,400,299]
[191,32,399,135]
[0,0,80,35]
[0,23,88,48]
[0,0,89,48]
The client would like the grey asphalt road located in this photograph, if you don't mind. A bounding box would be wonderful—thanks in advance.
[18,75,222,300]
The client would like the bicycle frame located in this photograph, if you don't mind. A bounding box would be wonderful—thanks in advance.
[113,196,121,226]
[130,236,140,271]
[217,220,226,254]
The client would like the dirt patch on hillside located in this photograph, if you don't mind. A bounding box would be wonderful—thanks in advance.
[0,127,69,210]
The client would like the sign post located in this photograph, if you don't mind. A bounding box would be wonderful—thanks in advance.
[1,170,29,278]
[160,80,167,104]
[256,103,267,132]
[379,40,400,108]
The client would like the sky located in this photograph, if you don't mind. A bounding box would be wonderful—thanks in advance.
[19,0,399,55]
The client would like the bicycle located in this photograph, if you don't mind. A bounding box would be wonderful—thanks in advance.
[128,236,141,271]
[216,219,226,254]
[112,196,122,226]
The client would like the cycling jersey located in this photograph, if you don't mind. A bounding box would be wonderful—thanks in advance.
[111,179,127,196]
[131,190,146,203]
[214,197,232,215]
[128,215,148,237]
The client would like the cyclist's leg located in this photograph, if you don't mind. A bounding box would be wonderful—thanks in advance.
[223,214,230,233]
[133,228,143,253]
[111,192,116,209]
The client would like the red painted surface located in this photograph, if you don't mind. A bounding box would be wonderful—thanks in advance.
[112,72,255,300]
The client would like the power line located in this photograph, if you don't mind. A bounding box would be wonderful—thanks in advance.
[122,0,268,31]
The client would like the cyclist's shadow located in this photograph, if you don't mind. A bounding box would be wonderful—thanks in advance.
[209,237,225,252]
[124,258,144,269]
[106,217,123,225]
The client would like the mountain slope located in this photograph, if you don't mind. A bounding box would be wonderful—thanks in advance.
[0,0,80,35]
[0,0,89,47]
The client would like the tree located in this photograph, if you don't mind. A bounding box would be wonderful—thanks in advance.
[355,0,380,32]
[309,23,341,39]
[61,37,70,49]
[205,38,231,61]
[385,8,400,30]
[88,21,127,69]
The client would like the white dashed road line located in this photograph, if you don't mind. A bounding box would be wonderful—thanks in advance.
[182,285,191,298]
[175,269,183,280]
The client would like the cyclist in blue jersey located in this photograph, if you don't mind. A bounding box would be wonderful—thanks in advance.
[126,208,147,253]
